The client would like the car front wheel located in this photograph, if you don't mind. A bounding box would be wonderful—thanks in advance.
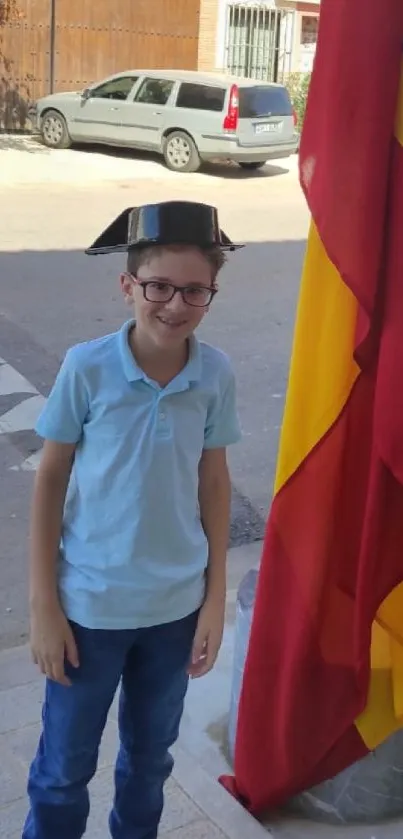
[163,131,201,173]
[41,110,72,150]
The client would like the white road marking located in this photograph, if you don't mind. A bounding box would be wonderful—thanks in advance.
[0,394,46,434]
[0,359,46,471]
[9,449,42,472]
[0,362,39,396]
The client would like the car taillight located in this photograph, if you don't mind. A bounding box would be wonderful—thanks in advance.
[223,84,239,132]
[292,107,298,127]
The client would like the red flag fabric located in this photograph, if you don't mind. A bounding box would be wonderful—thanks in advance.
[221,0,403,814]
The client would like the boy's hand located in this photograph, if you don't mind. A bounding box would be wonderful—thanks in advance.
[188,597,225,679]
[30,601,79,686]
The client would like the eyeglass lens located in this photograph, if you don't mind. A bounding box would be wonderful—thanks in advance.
[142,280,214,307]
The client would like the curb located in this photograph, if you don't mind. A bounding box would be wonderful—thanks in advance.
[172,744,270,839]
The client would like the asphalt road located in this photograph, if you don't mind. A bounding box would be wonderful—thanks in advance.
[0,146,309,648]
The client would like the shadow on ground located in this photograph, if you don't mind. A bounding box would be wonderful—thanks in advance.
[72,143,293,179]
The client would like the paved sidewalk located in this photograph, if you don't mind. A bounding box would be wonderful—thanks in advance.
[2,540,401,839]
[0,642,268,839]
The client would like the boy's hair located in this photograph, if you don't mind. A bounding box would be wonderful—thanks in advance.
[127,244,227,282]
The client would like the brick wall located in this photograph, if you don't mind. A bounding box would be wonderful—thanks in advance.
[197,0,220,72]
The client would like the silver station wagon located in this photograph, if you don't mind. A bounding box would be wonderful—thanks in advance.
[29,69,299,174]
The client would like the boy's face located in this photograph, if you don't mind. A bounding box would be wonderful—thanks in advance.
[121,247,215,350]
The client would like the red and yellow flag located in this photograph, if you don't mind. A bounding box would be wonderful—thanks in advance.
[221,0,403,813]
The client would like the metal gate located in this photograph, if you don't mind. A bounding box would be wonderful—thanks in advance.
[225,3,293,83]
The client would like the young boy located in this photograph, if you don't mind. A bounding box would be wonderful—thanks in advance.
[24,200,242,839]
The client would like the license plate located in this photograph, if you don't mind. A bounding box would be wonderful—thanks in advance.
[254,122,280,134]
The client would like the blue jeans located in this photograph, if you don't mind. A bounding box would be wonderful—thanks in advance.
[23,611,198,839]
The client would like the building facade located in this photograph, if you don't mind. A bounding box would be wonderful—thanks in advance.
[1,0,319,131]
[197,0,320,79]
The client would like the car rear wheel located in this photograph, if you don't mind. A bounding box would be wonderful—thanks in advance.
[238,161,267,171]
[41,110,71,150]
[163,131,201,173]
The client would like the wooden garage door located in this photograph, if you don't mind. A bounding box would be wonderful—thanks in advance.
[0,0,200,131]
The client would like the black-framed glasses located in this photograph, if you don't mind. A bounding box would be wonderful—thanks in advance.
[134,277,217,308]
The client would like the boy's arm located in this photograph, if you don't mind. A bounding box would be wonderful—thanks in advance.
[29,440,80,686]
[198,446,231,604]
[29,347,89,685]
[189,360,241,679]
[188,447,231,679]
[30,440,75,606]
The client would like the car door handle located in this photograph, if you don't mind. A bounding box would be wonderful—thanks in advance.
[109,106,119,111]
[153,111,162,116]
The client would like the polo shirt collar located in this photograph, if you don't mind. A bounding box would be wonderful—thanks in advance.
[118,320,144,382]
[118,320,202,385]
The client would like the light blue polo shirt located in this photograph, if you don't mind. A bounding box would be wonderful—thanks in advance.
[35,320,241,630]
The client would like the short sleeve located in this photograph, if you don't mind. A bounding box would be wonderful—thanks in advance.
[204,365,242,449]
[35,348,89,444]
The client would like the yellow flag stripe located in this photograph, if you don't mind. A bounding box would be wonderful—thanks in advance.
[275,223,359,494]
[356,613,403,748]
[395,61,403,146]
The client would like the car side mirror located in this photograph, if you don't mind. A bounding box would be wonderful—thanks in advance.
[82,88,91,101]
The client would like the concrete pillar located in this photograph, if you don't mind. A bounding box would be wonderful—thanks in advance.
[291,10,302,71]
[197,0,221,72]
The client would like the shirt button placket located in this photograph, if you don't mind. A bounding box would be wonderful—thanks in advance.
[156,397,170,437]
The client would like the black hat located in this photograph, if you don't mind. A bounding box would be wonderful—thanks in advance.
[85,200,244,255]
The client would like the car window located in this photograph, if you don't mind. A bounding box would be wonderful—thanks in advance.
[91,76,138,101]
[238,86,292,118]
[135,78,174,106]
[176,83,225,112]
